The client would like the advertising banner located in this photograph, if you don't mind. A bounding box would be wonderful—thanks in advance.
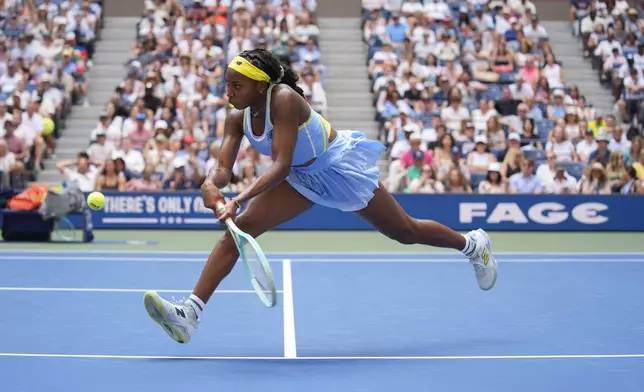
[88,192,644,231]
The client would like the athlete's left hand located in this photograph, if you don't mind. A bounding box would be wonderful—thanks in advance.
[215,199,240,225]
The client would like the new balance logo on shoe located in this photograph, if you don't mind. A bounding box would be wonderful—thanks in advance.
[175,307,186,318]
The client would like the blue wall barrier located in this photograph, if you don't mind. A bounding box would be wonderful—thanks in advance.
[89,192,644,231]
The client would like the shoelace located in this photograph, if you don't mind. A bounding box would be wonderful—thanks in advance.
[170,296,201,326]
[171,295,187,305]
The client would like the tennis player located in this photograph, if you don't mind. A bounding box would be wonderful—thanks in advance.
[144,49,498,343]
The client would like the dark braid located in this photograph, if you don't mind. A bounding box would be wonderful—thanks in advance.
[238,48,305,98]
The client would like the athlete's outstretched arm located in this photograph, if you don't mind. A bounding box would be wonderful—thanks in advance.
[231,88,300,205]
[204,110,244,189]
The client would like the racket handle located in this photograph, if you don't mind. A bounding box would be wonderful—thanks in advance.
[215,201,234,226]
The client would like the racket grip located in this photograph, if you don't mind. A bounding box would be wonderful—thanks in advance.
[215,201,225,213]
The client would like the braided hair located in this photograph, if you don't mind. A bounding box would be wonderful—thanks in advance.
[238,48,305,98]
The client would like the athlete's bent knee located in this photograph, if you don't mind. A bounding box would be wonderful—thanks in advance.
[233,213,265,238]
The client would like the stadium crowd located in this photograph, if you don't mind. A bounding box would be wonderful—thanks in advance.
[59,0,327,193]
[363,0,644,195]
[0,0,102,190]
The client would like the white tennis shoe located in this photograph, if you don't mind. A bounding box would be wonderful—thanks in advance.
[143,291,199,344]
[467,229,498,291]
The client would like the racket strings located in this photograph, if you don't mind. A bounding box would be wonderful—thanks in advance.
[240,239,273,298]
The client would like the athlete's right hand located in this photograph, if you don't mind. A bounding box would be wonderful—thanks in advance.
[201,181,225,214]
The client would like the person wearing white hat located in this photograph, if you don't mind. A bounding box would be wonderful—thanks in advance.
[467,134,497,174]
[579,162,611,194]
[588,130,612,166]
[478,162,507,194]
[547,89,567,120]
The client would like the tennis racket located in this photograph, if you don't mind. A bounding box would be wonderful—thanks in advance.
[216,201,277,307]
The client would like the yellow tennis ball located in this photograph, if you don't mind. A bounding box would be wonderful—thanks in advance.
[87,191,105,210]
[42,117,55,136]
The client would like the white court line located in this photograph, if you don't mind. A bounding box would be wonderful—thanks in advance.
[0,287,283,294]
[0,353,642,361]
[2,256,644,263]
[1,249,644,256]
[282,259,297,359]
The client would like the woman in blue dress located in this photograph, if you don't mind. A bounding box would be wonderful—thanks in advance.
[144,49,498,344]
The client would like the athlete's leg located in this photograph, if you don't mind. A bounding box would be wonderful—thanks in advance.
[192,181,312,303]
[355,182,466,250]
[356,182,497,290]
[144,181,312,343]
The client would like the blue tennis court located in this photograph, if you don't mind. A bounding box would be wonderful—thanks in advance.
[0,250,643,391]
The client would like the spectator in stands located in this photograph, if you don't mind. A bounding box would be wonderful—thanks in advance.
[90,111,113,142]
[536,151,556,185]
[0,138,25,189]
[519,118,542,150]
[467,135,497,174]
[441,89,470,132]
[547,89,568,120]
[477,162,507,194]
[509,158,542,193]
[2,120,27,165]
[563,107,581,140]
[56,152,100,192]
[125,164,162,191]
[432,133,456,178]
[163,158,198,191]
[545,163,578,194]
[128,113,153,149]
[588,131,611,166]
[407,163,445,194]
[620,165,640,194]
[16,105,45,170]
[486,116,507,150]
[607,150,627,192]
[546,126,577,162]
[144,134,174,174]
[617,66,644,124]
[609,126,631,154]
[625,135,642,166]
[444,167,472,194]
[87,131,114,164]
[95,159,126,192]
[298,70,328,118]
[578,162,611,194]
[114,138,145,177]
[400,132,432,167]
[576,129,598,163]
[509,75,534,100]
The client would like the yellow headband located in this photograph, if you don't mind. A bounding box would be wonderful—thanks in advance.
[228,56,271,82]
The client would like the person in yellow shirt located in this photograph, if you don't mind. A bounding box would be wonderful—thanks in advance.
[587,110,607,137]
[633,156,644,180]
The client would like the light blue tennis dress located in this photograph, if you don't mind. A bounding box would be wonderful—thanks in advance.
[242,84,386,211]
